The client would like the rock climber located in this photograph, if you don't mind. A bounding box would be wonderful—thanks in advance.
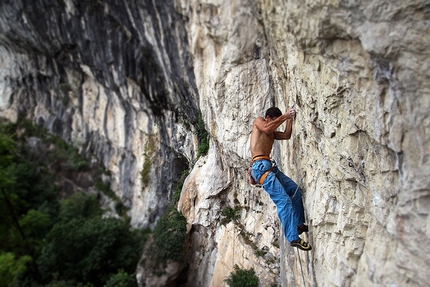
[249,106,311,251]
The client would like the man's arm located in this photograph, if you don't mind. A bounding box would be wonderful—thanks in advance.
[274,106,296,140]
[254,115,288,134]
[274,118,293,140]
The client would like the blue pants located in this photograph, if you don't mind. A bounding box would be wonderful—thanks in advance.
[251,159,305,242]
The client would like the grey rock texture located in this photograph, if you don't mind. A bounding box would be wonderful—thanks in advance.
[0,0,198,228]
[1,0,429,286]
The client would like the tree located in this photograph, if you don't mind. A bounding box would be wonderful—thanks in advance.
[104,269,137,287]
[58,192,102,222]
[0,252,32,287]
[38,217,143,286]
[0,132,43,281]
[0,120,146,287]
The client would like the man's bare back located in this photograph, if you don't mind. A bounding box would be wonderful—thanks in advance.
[250,117,276,156]
[250,106,296,157]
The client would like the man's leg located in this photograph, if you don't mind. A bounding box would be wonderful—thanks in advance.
[274,170,305,228]
[262,172,300,243]
[252,161,311,250]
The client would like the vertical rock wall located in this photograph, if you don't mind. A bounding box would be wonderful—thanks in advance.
[0,0,199,228]
[177,0,429,286]
[1,0,429,286]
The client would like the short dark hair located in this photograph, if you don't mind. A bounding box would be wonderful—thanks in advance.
[265,107,282,119]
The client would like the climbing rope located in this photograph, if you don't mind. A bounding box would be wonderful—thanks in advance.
[296,248,307,287]
[291,175,303,200]
[292,175,308,287]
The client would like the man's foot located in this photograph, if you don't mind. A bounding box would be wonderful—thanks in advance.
[291,238,312,251]
[297,224,308,235]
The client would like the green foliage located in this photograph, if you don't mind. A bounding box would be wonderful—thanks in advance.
[272,237,280,249]
[140,137,155,188]
[58,192,102,222]
[94,180,114,197]
[150,207,187,268]
[104,269,137,287]
[224,264,259,287]
[94,180,128,216]
[59,83,72,106]
[220,206,241,225]
[8,210,51,254]
[2,118,45,139]
[172,169,189,204]
[254,248,267,257]
[0,120,146,287]
[38,217,143,286]
[195,111,209,157]
[0,133,15,170]
[0,121,60,265]
[42,277,94,287]
[4,118,87,172]
[197,140,209,157]
[59,83,72,95]
[50,137,88,171]
[0,253,32,287]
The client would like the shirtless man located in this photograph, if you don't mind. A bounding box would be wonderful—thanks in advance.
[250,106,311,251]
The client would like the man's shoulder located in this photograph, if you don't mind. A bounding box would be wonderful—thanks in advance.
[252,117,269,135]
[253,116,264,123]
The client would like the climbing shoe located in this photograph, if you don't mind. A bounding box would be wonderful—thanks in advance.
[291,239,312,251]
[297,224,309,235]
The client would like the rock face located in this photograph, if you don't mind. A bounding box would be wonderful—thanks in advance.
[1,0,429,286]
[179,0,430,286]
[0,0,198,228]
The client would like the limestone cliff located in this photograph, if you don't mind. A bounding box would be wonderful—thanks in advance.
[0,0,429,286]
[0,0,198,229]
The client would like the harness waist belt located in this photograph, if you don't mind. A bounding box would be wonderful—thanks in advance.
[252,155,271,163]
[259,169,272,185]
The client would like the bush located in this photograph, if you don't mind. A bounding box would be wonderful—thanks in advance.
[140,137,155,188]
[172,169,189,204]
[195,111,209,157]
[104,269,136,287]
[224,264,259,287]
[220,206,241,225]
[150,207,187,267]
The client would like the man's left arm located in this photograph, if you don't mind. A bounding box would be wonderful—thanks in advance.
[274,118,293,140]
[274,106,296,140]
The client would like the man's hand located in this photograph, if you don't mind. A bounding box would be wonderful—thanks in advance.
[285,105,296,119]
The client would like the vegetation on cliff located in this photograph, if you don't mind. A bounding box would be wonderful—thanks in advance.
[224,264,259,287]
[141,169,189,278]
[0,119,148,287]
[195,110,209,157]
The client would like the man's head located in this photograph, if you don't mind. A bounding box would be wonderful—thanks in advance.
[265,107,282,120]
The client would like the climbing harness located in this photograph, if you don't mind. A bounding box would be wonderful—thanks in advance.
[248,166,272,186]
[248,157,275,186]
[258,168,272,185]
[252,155,271,162]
